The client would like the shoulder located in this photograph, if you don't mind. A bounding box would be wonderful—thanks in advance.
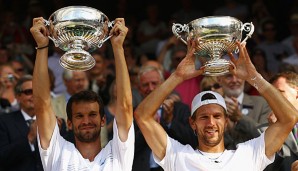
[0,111,21,121]
[244,94,267,103]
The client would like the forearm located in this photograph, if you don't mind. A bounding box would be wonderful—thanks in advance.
[248,73,298,156]
[112,45,133,136]
[248,73,298,124]
[33,48,56,147]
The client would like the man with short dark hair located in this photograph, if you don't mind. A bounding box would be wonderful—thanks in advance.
[31,17,134,171]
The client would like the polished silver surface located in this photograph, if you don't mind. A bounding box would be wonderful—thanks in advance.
[44,6,113,71]
[172,16,254,76]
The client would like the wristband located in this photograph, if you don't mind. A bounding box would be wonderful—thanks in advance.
[35,45,49,50]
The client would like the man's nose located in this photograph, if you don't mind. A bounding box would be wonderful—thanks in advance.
[148,83,155,91]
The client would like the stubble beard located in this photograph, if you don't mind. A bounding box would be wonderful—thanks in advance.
[74,125,101,143]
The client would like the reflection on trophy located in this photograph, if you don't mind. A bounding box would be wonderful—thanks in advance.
[44,6,114,71]
[172,16,254,76]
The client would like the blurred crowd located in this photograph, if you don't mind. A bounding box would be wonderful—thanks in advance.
[1,0,298,170]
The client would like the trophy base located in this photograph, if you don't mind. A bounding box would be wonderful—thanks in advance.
[203,59,233,76]
[59,49,95,71]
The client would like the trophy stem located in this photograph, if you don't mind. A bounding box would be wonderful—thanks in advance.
[71,40,85,49]
[60,48,95,71]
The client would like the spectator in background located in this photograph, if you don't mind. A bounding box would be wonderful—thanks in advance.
[217,73,271,149]
[136,2,167,59]
[261,71,298,171]
[0,64,19,110]
[11,59,28,77]
[51,70,89,123]
[200,76,224,96]
[217,73,271,125]
[282,12,298,56]
[0,75,43,171]
[87,51,115,106]
[257,18,291,74]
[282,36,298,72]
[132,65,195,171]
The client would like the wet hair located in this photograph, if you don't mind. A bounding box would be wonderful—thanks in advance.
[66,90,105,120]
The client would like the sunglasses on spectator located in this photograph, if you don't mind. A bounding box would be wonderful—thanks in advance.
[203,83,221,91]
[20,89,33,95]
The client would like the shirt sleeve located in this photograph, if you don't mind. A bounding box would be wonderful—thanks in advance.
[111,118,135,171]
[237,132,275,170]
[37,122,65,171]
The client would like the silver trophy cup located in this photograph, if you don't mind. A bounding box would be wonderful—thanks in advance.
[44,6,114,71]
[172,16,254,76]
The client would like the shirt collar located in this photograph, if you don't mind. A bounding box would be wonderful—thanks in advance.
[237,92,244,105]
[21,110,36,121]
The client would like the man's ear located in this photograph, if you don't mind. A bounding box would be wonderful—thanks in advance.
[67,119,73,130]
[189,116,196,130]
[101,115,106,127]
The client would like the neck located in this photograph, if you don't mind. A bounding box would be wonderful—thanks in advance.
[198,141,225,153]
[75,139,101,161]
[23,108,35,117]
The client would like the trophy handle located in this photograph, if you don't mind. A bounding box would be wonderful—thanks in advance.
[43,19,59,47]
[172,23,189,45]
[98,20,115,48]
[241,22,255,43]
[234,22,255,53]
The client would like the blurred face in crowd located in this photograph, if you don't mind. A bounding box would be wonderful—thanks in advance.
[138,70,162,98]
[0,65,17,89]
[11,60,25,77]
[217,74,245,97]
[272,77,298,109]
[16,80,34,115]
[90,54,105,76]
[171,50,186,71]
[201,76,224,96]
[64,71,89,95]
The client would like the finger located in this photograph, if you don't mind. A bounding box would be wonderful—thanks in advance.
[114,18,125,26]
[33,17,44,24]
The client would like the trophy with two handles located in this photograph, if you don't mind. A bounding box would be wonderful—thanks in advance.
[44,6,114,71]
[172,16,254,76]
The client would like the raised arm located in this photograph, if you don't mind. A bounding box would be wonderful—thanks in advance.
[134,41,203,160]
[109,18,133,141]
[30,17,56,149]
[229,42,298,157]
